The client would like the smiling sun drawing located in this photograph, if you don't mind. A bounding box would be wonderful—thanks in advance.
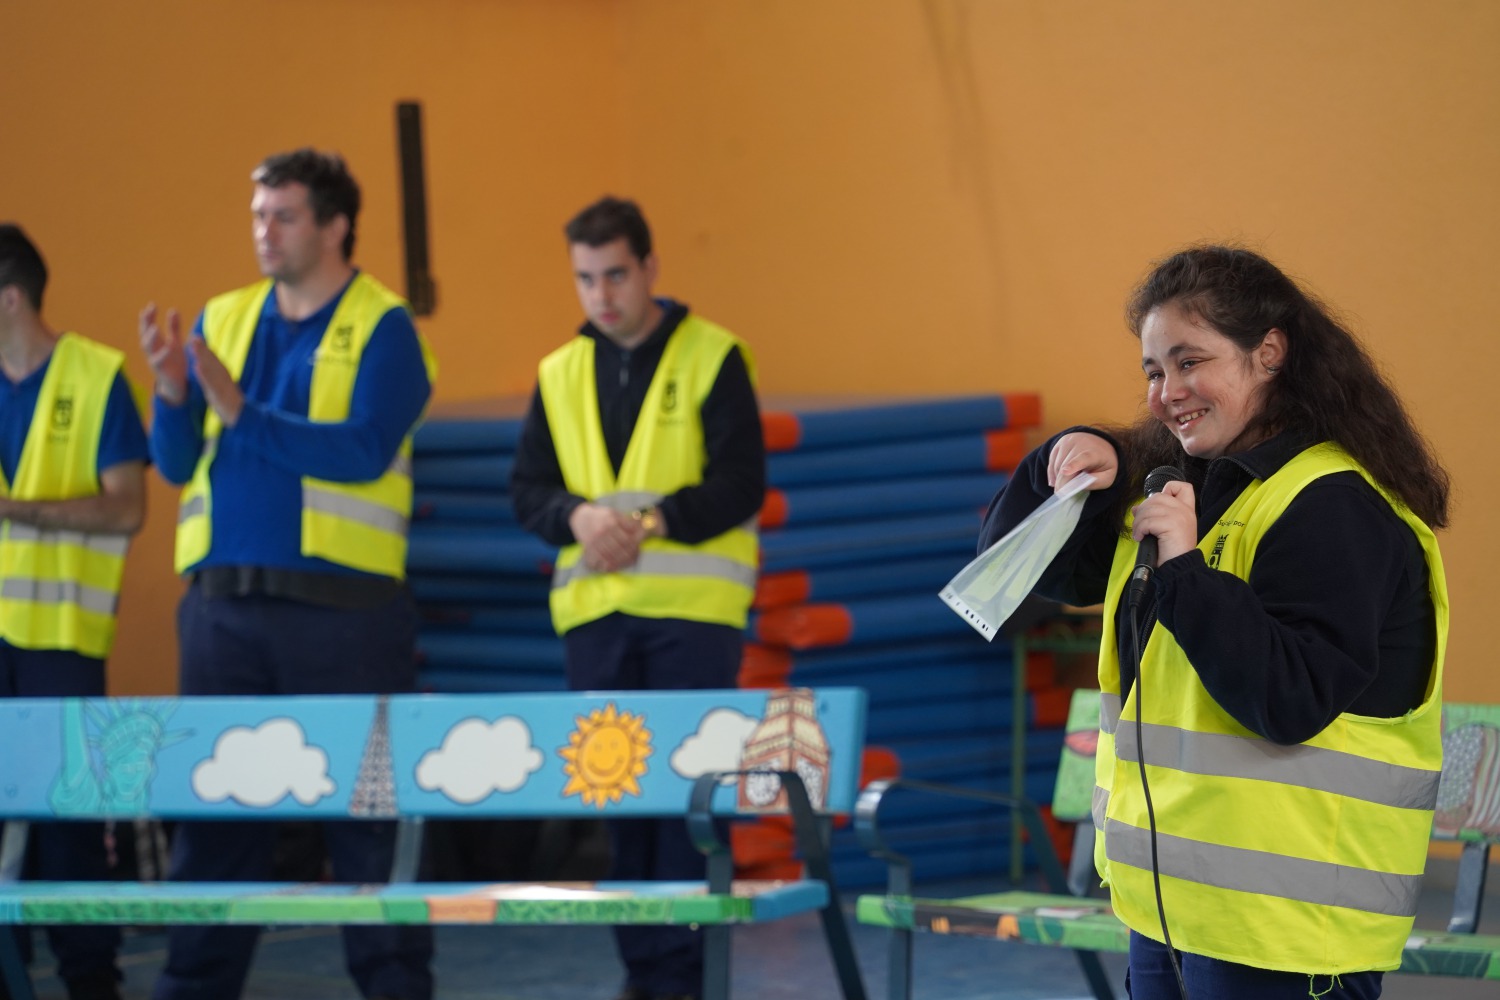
[559,703,653,807]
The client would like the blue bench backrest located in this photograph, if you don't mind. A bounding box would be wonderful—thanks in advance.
[0,687,866,821]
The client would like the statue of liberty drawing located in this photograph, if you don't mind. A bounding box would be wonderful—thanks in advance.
[47,700,191,816]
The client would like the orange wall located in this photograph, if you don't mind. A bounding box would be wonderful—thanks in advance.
[1,0,622,693]
[3,1,1496,701]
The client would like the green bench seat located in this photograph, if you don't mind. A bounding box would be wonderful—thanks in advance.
[0,687,870,1000]
[856,691,1500,998]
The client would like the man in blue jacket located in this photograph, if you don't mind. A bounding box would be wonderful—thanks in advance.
[138,149,435,1000]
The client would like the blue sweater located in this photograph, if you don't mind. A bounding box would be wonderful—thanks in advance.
[0,359,147,484]
[150,274,431,577]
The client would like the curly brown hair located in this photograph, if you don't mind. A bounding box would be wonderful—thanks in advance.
[1114,245,1450,528]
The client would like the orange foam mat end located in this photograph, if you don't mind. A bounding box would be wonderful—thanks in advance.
[761,411,802,452]
[985,428,1029,471]
[738,659,793,689]
[1024,652,1056,691]
[753,604,855,650]
[1032,686,1075,728]
[739,643,793,687]
[758,489,789,529]
[753,570,811,610]
[732,817,801,879]
[1038,804,1073,866]
[736,858,805,880]
[861,746,902,786]
[1004,393,1044,428]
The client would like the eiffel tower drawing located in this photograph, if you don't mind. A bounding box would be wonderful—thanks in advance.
[349,696,398,817]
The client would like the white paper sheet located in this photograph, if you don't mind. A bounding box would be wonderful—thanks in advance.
[939,473,1096,641]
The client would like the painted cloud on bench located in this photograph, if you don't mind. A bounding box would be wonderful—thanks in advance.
[670,708,759,783]
[416,717,545,803]
[192,719,336,806]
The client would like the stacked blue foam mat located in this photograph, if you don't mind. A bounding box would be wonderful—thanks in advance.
[408,409,566,693]
[744,394,1074,887]
[408,394,1070,886]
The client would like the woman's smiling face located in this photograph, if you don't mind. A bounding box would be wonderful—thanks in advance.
[1140,303,1282,460]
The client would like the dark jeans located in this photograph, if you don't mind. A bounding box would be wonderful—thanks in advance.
[152,586,433,1000]
[1128,930,1384,999]
[565,613,742,998]
[0,644,121,988]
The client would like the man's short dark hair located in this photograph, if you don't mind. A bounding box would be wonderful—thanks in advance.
[251,148,361,260]
[0,224,48,311]
[564,197,652,261]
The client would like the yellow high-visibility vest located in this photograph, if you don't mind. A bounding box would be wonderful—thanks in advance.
[174,274,436,578]
[0,334,134,658]
[540,315,759,635]
[1093,442,1448,973]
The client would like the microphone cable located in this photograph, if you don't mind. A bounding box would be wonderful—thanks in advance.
[1127,463,1190,1000]
[1130,606,1188,1000]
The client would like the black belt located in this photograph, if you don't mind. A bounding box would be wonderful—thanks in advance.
[191,566,404,610]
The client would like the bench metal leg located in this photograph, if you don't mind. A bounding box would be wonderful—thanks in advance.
[1067,821,1098,898]
[886,925,911,1000]
[703,850,734,1000]
[1,821,36,1000]
[1075,949,1117,1000]
[0,822,26,883]
[0,927,36,1000]
[789,809,867,1000]
[703,922,731,1000]
[1447,841,1491,934]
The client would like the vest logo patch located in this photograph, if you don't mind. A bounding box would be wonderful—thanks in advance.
[662,378,678,413]
[314,325,359,368]
[51,393,74,436]
[1208,518,1246,570]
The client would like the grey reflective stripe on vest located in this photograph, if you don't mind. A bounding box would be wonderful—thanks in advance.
[389,454,412,477]
[5,524,129,558]
[1100,692,1121,735]
[0,577,118,616]
[179,435,218,525]
[1104,817,1423,917]
[302,486,410,536]
[1092,784,1109,832]
[552,550,758,590]
[178,494,206,525]
[1115,720,1440,811]
[595,490,663,513]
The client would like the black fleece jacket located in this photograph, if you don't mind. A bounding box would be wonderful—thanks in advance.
[978,428,1437,745]
[510,299,766,547]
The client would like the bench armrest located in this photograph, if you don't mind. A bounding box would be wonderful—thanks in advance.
[854,777,1072,898]
[687,769,831,892]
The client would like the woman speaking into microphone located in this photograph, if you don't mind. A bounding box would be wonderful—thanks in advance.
[979,245,1450,1000]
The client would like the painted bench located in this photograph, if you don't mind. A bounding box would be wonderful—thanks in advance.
[0,686,870,1000]
[854,690,1500,999]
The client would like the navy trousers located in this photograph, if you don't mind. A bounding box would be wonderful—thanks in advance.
[0,645,121,989]
[1128,931,1385,999]
[151,586,434,1000]
[564,613,742,999]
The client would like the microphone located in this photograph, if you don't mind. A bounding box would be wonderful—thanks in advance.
[1126,465,1185,610]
